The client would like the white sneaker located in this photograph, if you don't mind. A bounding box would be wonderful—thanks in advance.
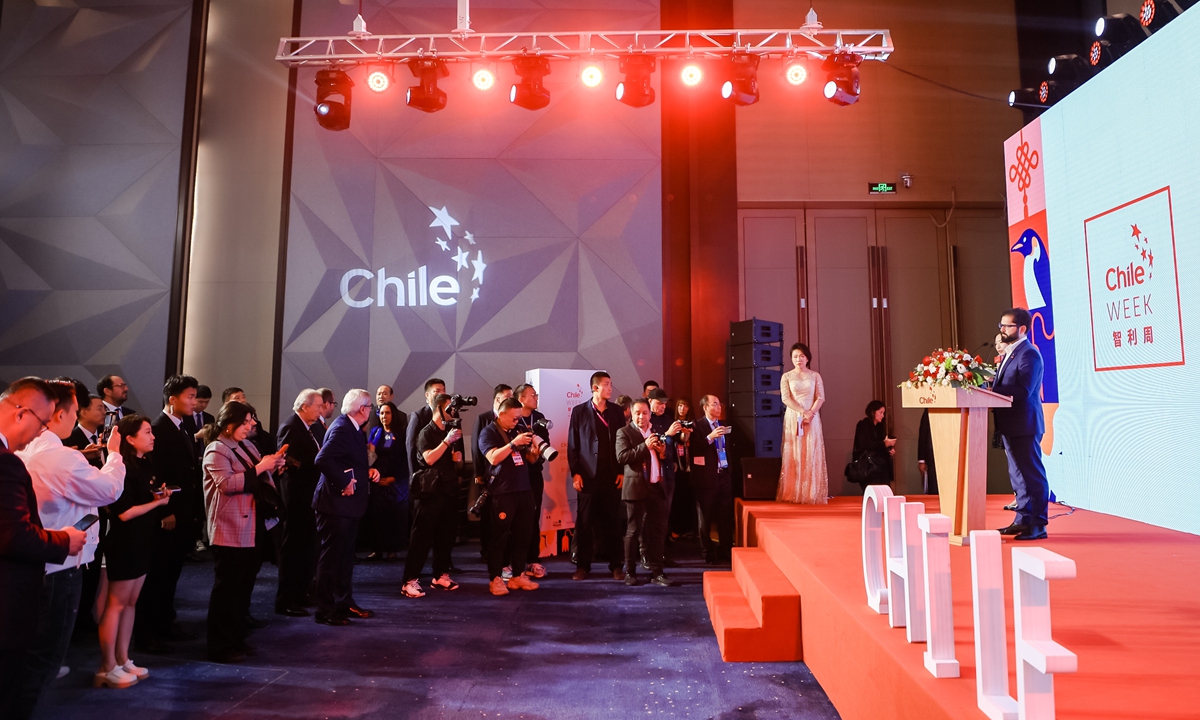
[402,579,426,598]
[430,574,459,591]
[122,660,149,679]
[501,566,513,581]
[525,563,547,579]
[93,666,138,689]
[489,577,510,596]
[56,666,69,679]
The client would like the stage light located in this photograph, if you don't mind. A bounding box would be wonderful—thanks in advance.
[784,60,808,86]
[405,58,449,113]
[510,55,552,110]
[1036,79,1062,104]
[473,68,495,90]
[1047,53,1090,91]
[581,64,604,88]
[615,54,655,107]
[366,69,390,93]
[1088,39,1116,70]
[314,69,353,131]
[1095,13,1147,57]
[720,55,759,106]
[821,52,861,106]
[1007,88,1044,108]
[680,63,703,86]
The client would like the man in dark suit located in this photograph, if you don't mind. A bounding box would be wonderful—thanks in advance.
[690,395,734,564]
[66,393,106,469]
[992,307,1050,541]
[136,374,200,652]
[312,389,377,626]
[567,371,627,581]
[275,389,324,617]
[310,388,336,445]
[183,384,215,454]
[616,398,674,587]
[647,388,685,567]
[406,378,445,485]
[0,378,85,718]
[473,385,511,561]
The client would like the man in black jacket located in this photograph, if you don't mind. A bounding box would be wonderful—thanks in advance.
[514,383,549,578]
[473,385,511,562]
[0,378,85,718]
[136,374,200,652]
[616,398,674,587]
[310,388,336,445]
[566,371,627,581]
[274,389,324,617]
[406,378,445,485]
[312,389,377,626]
[690,395,734,564]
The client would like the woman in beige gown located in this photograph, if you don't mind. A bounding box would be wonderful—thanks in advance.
[777,342,830,504]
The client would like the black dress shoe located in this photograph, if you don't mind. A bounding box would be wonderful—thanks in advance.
[1003,501,1018,511]
[999,523,1030,536]
[650,574,675,587]
[275,604,310,617]
[1014,526,1048,541]
[314,614,351,626]
[343,606,374,619]
[243,615,268,630]
[624,572,640,586]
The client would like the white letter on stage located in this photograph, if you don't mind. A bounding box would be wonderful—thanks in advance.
[919,513,958,678]
[971,530,1018,720]
[419,265,429,306]
[429,275,460,306]
[340,269,374,308]
[377,268,405,307]
[862,485,893,614]
[885,497,927,641]
[1013,547,1077,720]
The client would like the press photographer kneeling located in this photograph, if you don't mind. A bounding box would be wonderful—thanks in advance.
[478,398,540,596]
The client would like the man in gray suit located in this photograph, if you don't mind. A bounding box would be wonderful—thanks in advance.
[615,398,674,587]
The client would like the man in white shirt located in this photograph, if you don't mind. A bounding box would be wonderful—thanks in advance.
[614,399,674,587]
[15,380,123,717]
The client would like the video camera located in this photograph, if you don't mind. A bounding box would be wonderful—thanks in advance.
[444,394,478,430]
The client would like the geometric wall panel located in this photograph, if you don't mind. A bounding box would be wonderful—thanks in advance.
[0,0,194,411]
[279,0,662,415]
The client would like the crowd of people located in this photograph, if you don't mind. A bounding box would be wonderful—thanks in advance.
[0,369,737,717]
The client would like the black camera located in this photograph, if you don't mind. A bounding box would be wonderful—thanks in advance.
[679,420,695,429]
[447,394,478,416]
[469,488,489,517]
[446,417,462,431]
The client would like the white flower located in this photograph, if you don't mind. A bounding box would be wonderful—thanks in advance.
[957,363,966,374]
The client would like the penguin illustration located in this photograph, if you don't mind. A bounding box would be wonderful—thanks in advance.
[1010,228,1058,404]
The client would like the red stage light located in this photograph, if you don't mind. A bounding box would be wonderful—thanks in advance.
[367,70,389,93]
[473,68,495,91]
[581,65,603,87]
[785,62,807,86]
[681,64,703,86]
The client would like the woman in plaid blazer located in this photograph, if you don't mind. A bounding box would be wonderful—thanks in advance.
[201,402,284,663]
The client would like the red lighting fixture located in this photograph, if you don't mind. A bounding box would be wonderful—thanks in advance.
[680,63,703,86]
[784,60,808,86]
[581,64,604,88]
[721,55,759,106]
[314,69,353,130]
[366,69,390,93]
[473,68,495,90]
[615,54,655,107]
[406,58,449,113]
[510,55,552,110]
[821,52,861,105]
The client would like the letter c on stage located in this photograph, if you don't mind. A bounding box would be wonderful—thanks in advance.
[341,268,374,308]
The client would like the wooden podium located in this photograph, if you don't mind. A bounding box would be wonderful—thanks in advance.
[902,385,1011,546]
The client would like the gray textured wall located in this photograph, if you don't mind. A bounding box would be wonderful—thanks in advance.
[279,0,663,415]
[0,0,194,411]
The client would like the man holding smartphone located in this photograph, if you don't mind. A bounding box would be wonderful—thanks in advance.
[16,379,125,717]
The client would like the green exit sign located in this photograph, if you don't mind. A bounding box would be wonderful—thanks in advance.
[868,182,897,195]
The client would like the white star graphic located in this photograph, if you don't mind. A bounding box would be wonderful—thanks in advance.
[464,231,475,245]
[436,238,449,252]
[470,287,479,302]
[453,247,470,270]
[429,206,459,240]
[471,251,487,284]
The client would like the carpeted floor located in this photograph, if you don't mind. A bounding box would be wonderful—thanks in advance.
[35,541,840,719]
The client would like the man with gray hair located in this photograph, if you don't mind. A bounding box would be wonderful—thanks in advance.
[274,389,324,617]
[312,389,377,625]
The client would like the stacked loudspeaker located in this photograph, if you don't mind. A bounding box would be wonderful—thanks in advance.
[727,319,784,500]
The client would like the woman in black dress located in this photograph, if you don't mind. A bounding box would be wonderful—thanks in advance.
[366,402,409,560]
[96,415,173,688]
[851,400,897,486]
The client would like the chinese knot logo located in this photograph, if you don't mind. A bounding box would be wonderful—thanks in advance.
[1008,139,1040,216]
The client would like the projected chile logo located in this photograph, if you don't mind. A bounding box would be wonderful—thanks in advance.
[339,205,486,308]
[1084,186,1185,372]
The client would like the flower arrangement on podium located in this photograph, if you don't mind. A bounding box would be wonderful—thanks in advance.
[901,348,996,389]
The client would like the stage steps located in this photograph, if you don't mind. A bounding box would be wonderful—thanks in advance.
[702,546,802,662]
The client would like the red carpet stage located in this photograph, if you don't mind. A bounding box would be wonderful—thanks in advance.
[705,495,1200,720]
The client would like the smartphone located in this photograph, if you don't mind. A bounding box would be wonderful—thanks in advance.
[74,513,99,531]
[278,443,289,456]
[166,486,182,493]
[101,411,118,442]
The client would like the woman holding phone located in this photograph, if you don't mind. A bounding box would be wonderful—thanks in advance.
[97,414,173,688]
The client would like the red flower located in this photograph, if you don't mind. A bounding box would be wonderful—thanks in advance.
[974,355,983,364]
[949,372,959,380]
[964,371,973,379]
[923,356,932,365]
[910,371,917,380]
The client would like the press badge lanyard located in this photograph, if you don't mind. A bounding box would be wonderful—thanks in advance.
[712,419,729,470]
[592,401,609,428]
[504,426,524,467]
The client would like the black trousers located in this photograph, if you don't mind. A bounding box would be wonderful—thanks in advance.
[695,471,734,560]
[404,493,458,581]
[0,566,43,720]
[136,517,194,640]
[525,478,544,563]
[314,513,360,617]
[625,491,668,576]
[207,545,261,658]
[16,567,82,719]
[275,479,318,608]
[574,488,623,572]
[670,471,697,534]
[487,490,534,580]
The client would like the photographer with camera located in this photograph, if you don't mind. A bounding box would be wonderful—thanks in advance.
[405,379,446,489]
[645,389,688,570]
[402,394,465,598]
[478,399,540,596]
[514,384,551,579]
[615,398,674,587]
[472,385,510,563]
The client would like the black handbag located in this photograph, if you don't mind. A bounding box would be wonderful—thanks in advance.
[845,451,886,485]
[411,467,441,497]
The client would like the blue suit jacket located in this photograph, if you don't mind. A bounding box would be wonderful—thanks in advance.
[312,415,370,518]
[992,339,1046,437]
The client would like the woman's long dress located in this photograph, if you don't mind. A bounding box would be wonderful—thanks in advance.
[777,369,830,504]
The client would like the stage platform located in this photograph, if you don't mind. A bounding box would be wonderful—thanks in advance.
[705,495,1200,720]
